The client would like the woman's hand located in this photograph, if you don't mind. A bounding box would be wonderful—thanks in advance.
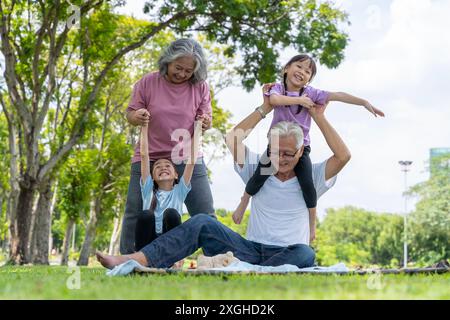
[131,109,150,126]
[195,114,211,133]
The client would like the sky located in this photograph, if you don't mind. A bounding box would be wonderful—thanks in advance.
[118,0,450,219]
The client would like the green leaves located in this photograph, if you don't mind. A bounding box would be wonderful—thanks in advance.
[315,206,404,267]
[0,113,9,244]
[58,150,100,221]
[144,0,349,91]
[1,0,348,257]
[315,193,449,268]
[407,154,450,266]
[294,1,348,69]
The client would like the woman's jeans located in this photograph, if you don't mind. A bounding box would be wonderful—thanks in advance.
[120,158,214,254]
[140,214,316,269]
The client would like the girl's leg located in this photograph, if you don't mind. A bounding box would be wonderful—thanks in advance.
[294,146,317,208]
[135,210,158,251]
[162,209,183,268]
[233,147,273,222]
[245,147,273,195]
[294,147,317,243]
[162,208,182,233]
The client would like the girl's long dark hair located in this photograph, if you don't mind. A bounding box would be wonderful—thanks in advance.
[282,54,317,114]
[147,159,179,215]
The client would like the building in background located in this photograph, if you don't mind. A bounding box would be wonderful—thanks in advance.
[430,148,450,176]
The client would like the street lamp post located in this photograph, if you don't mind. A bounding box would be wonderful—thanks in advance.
[398,160,413,269]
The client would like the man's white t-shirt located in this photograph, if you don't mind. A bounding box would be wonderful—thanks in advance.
[234,147,337,247]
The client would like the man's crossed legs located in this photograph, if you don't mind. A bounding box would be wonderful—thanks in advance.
[97,214,315,269]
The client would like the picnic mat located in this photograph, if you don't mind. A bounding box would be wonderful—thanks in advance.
[105,260,450,276]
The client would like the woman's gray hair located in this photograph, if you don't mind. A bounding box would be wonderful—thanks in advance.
[268,121,304,149]
[158,38,208,84]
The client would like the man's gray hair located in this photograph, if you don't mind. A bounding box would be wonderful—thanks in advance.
[269,121,304,149]
[158,38,208,84]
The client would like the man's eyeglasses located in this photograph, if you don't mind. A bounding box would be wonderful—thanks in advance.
[267,149,297,159]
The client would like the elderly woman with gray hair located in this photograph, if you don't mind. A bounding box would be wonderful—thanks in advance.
[120,38,215,254]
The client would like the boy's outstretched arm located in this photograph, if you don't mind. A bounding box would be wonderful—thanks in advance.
[140,124,150,184]
[327,92,385,117]
[183,121,203,185]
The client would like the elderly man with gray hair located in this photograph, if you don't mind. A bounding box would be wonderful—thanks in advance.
[97,84,350,270]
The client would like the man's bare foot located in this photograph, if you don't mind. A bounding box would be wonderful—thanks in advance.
[96,251,134,270]
[232,193,250,224]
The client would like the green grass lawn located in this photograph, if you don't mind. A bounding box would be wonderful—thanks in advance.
[0,266,448,299]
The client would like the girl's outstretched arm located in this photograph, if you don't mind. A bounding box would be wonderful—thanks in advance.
[327,92,385,117]
[140,124,150,184]
[269,94,315,109]
[183,121,203,185]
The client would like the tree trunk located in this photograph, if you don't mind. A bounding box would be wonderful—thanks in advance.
[77,197,100,266]
[108,215,122,255]
[27,192,39,261]
[109,193,125,255]
[60,218,75,266]
[31,179,55,265]
[4,110,20,263]
[48,181,58,260]
[0,195,6,252]
[11,179,37,264]
[6,190,19,262]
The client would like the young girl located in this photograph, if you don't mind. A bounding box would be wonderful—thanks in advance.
[232,54,385,243]
[135,118,202,251]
